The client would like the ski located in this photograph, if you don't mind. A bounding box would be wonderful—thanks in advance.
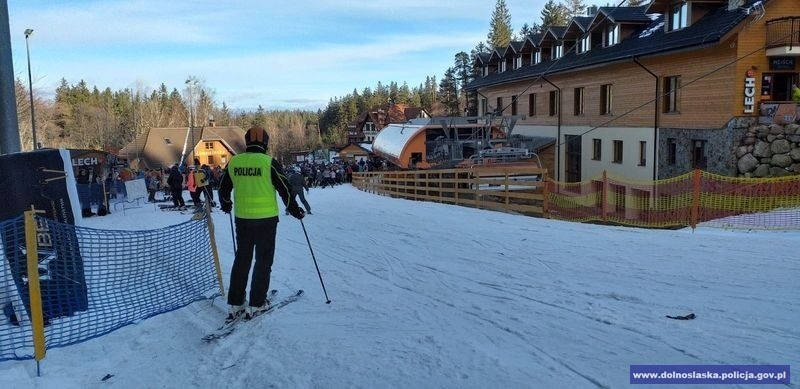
[201,290,278,342]
[202,289,303,342]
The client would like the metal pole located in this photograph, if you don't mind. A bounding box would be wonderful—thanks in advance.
[0,0,22,154]
[228,212,236,253]
[300,219,331,304]
[24,29,36,149]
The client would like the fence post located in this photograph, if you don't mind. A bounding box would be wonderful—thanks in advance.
[474,170,480,209]
[602,170,608,223]
[542,171,550,218]
[204,203,226,297]
[23,208,47,371]
[691,168,701,230]
[504,171,510,209]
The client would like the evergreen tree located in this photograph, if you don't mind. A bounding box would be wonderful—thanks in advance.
[487,0,513,49]
[541,0,570,27]
[454,52,474,116]
[517,23,533,40]
[562,0,587,17]
[438,67,459,116]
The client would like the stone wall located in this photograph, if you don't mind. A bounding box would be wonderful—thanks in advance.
[658,117,752,179]
[736,123,800,177]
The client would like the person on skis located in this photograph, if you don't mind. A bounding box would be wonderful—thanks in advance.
[218,126,305,322]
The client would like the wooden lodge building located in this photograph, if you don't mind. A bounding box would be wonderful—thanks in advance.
[347,104,430,144]
[118,125,247,170]
[468,0,800,182]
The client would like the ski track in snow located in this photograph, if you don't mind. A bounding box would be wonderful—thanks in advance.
[1,185,797,388]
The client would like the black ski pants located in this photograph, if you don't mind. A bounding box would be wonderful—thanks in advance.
[228,217,278,308]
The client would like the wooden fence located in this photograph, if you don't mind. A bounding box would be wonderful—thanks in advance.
[352,166,549,216]
[353,168,800,230]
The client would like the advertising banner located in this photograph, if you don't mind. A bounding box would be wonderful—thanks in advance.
[0,149,87,325]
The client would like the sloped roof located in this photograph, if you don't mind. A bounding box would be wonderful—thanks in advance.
[541,26,568,43]
[468,1,760,90]
[371,123,427,165]
[597,5,652,23]
[118,126,246,167]
[473,52,492,66]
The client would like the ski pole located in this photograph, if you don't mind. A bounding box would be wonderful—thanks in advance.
[228,212,236,252]
[300,219,331,304]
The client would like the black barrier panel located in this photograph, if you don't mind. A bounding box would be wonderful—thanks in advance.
[0,149,88,325]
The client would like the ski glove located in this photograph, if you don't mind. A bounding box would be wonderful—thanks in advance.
[220,200,232,214]
[287,203,305,220]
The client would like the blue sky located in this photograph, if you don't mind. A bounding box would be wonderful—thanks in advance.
[8,0,608,111]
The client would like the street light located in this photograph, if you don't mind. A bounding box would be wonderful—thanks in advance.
[24,28,38,149]
[185,77,198,163]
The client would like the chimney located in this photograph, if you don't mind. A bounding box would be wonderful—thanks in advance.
[587,5,598,16]
[208,116,215,127]
[728,0,744,11]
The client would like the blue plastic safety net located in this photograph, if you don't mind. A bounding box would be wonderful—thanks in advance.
[0,215,218,361]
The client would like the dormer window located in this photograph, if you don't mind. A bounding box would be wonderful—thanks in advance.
[515,56,522,69]
[605,24,619,47]
[500,61,507,72]
[669,2,688,31]
[553,43,564,59]
[534,51,542,64]
[482,65,489,76]
[578,36,591,54]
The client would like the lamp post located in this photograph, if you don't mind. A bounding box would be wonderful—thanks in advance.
[185,77,198,163]
[24,28,37,149]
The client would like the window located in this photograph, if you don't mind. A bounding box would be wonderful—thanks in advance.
[207,155,215,165]
[605,24,619,47]
[500,61,507,72]
[565,135,582,183]
[592,138,602,160]
[574,87,584,116]
[600,84,613,115]
[549,91,559,116]
[511,95,517,115]
[164,138,172,146]
[553,44,564,59]
[496,97,503,115]
[692,140,707,169]
[528,93,537,116]
[612,140,623,163]
[221,156,227,165]
[667,138,677,165]
[663,76,681,113]
[638,141,647,166]
[480,98,488,116]
[534,51,542,64]
[578,36,591,54]
[204,142,214,150]
[515,56,522,69]
[482,66,489,77]
[669,2,688,31]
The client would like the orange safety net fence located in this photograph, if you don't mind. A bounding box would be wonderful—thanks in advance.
[545,170,800,230]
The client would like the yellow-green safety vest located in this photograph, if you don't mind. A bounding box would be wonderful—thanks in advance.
[226,153,278,219]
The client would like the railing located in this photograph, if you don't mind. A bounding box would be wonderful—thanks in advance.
[352,169,800,230]
[352,166,549,216]
[766,17,800,49]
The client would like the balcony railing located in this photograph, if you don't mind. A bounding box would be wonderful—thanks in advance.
[766,17,800,49]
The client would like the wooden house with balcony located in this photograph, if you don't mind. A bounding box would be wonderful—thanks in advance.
[118,125,246,170]
[347,104,430,144]
[468,0,800,182]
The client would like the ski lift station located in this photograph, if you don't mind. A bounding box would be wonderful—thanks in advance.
[372,116,552,170]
